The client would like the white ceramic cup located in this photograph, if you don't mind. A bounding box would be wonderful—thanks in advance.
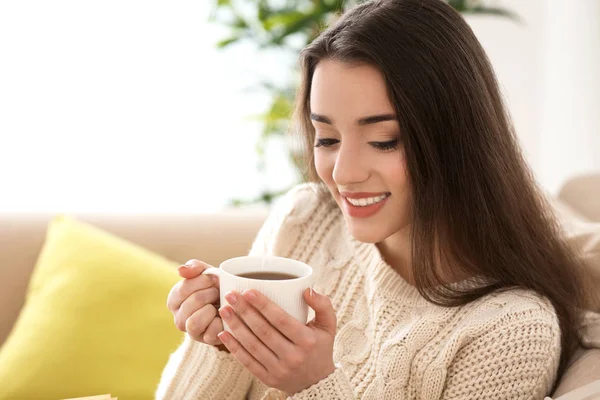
[202,255,314,335]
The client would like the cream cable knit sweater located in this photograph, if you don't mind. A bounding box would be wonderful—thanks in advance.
[156,183,561,400]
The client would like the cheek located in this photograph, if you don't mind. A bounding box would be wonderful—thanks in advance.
[395,170,412,218]
[390,163,408,189]
[383,155,411,211]
[380,153,409,189]
[314,152,334,183]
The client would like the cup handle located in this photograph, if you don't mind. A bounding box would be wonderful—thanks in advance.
[202,267,221,279]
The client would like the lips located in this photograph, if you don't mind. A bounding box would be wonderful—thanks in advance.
[339,192,391,218]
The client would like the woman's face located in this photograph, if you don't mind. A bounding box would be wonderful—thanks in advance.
[311,59,412,244]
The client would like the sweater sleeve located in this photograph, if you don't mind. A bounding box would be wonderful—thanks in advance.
[286,365,356,399]
[155,334,253,399]
[439,304,562,400]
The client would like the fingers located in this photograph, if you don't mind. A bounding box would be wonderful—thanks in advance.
[167,273,218,312]
[226,291,295,355]
[241,289,309,345]
[184,304,218,340]
[174,287,219,331]
[168,259,226,347]
[217,331,270,384]
[303,288,337,335]
[203,317,224,345]
[218,304,280,370]
[178,259,214,279]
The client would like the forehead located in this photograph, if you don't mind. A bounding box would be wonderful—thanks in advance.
[310,59,394,116]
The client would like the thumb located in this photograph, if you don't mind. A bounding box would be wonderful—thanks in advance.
[178,259,212,279]
[304,287,336,334]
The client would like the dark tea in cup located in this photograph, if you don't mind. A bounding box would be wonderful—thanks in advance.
[237,271,298,281]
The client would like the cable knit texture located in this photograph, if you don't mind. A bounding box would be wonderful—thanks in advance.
[156,183,561,400]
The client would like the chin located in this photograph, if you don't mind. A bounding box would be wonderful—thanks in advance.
[345,220,388,244]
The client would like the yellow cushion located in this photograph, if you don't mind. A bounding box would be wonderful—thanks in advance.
[0,215,184,399]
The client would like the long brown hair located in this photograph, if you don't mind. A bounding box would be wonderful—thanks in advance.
[290,0,592,383]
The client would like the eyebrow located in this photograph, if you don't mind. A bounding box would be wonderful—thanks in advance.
[310,113,397,126]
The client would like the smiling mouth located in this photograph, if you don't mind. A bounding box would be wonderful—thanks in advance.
[342,193,390,207]
[339,192,391,219]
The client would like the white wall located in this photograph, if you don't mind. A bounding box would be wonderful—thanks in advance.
[0,1,298,213]
[1,1,597,213]
[467,0,546,184]
[468,0,600,193]
[540,0,600,193]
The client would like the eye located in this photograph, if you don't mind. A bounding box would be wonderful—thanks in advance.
[369,139,399,151]
[314,138,340,148]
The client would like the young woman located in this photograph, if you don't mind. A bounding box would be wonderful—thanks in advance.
[157,0,591,398]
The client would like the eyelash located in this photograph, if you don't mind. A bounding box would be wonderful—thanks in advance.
[314,138,399,151]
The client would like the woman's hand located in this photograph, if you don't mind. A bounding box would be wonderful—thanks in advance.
[167,259,227,350]
[216,287,337,395]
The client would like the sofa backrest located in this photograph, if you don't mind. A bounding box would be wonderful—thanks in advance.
[0,209,269,347]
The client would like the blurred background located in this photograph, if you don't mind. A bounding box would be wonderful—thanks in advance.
[2,3,600,398]
[1,0,599,213]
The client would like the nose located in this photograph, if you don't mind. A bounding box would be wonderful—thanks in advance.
[332,142,369,186]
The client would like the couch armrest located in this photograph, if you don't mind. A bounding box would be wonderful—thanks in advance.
[551,379,600,400]
[558,174,600,223]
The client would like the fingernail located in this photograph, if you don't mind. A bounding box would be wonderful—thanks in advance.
[225,292,238,305]
[242,289,256,301]
[184,260,196,267]
[218,332,229,344]
[211,275,219,284]
[220,307,232,319]
[309,287,315,297]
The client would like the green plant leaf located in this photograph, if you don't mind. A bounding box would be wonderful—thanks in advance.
[258,0,271,21]
[463,6,522,23]
[447,0,468,12]
[216,35,242,48]
[263,11,309,31]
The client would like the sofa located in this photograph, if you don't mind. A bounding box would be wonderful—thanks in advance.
[0,175,599,400]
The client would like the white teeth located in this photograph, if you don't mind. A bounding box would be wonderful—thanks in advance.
[346,194,388,207]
